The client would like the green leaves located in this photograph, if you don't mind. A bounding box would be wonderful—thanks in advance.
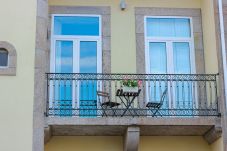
[121,79,139,87]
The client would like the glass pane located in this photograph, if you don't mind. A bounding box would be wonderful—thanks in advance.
[173,42,191,74]
[149,42,168,108]
[55,41,73,73]
[79,41,98,117]
[54,16,99,36]
[0,49,8,66]
[173,42,192,110]
[149,42,167,74]
[55,41,73,116]
[146,18,191,37]
[175,19,191,37]
[80,41,97,73]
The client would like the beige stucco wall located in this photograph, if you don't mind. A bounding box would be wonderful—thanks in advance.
[45,136,123,151]
[211,137,224,151]
[201,0,219,73]
[0,0,36,151]
[49,0,218,74]
[139,136,211,151]
[45,136,217,151]
[49,0,203,73]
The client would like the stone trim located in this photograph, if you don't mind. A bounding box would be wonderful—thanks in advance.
[213,0,227,150]
[135,7,205,74]
[44,126,52,144]
[46,116,220,126]
[0,41,17,76]
[203,125,222,144]
[124,127,140,151]
[33,0,49,151]
[49,6,111,73]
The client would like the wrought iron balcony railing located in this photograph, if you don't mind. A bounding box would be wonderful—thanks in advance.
[46,73,220,117]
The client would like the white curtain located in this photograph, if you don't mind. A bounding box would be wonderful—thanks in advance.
[173,42,191,74]
[146,18,191,38]
[149,42,167,74]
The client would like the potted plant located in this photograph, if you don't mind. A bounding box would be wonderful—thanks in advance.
[121,79,142,93]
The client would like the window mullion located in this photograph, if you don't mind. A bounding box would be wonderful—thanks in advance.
[97,40,102,73]
[145,39,151,74]
[189,42,196,74]
[168,41,176,108]
[50,39,56,73]
[167,42,174,74]
[74,40,80,73]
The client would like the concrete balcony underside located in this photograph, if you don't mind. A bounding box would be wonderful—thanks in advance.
[45,117,222,144]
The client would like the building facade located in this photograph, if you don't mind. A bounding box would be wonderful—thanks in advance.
[1,0,227,151]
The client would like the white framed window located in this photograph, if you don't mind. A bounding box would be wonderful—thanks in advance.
[144,16,197,110]
[50,14,102,114]
[50,14,102,74]
[144,16,196,75]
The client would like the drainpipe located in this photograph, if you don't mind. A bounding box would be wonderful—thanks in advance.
[218,0,227,110]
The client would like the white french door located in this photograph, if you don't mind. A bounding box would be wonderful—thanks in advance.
[145,39,196,109]
[144,16,197,111]
[50,37,102,116]
[146,40,195,74]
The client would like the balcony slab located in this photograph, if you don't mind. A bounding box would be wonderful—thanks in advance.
[46,117,221,143]
[46,117,220,126]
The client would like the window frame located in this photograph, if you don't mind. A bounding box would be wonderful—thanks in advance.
[52,14,102,37]
[50,14,102,73]
[144,16,196,75]
[144,16,197,109]
[50,14,102,110]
